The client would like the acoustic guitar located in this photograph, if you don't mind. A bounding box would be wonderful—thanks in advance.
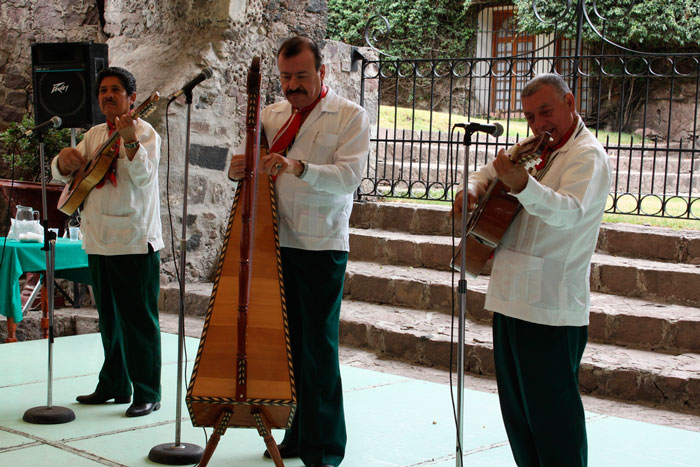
[452,131,553,277]
[56,92,160,215]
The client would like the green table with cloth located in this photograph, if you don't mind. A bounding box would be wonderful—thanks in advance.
[0,237,90,341]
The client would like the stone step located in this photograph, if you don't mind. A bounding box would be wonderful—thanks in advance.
[349,201,700,263]
[348,228,700,306]
[344,261,700,354]
[338,299,700,413]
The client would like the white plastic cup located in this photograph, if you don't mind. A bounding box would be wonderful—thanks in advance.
[69,226,80,241]
[48,228,59,239]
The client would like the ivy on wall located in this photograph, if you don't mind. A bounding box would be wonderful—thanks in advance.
[513,0,700,52]
[327,0,474,59]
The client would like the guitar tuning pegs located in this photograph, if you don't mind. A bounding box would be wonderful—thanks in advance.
[522,156,542,171]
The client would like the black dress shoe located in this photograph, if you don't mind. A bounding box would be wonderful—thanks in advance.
[125,401,161,417]
[76,391,131,404]
[263,443,299,459]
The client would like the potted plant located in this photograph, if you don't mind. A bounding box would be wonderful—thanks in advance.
[0,114,81,234]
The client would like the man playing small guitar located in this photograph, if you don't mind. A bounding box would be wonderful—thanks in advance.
[51,66,164,418]
[453,74,611,466]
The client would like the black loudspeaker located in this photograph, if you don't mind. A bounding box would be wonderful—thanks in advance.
[31,42,109,128]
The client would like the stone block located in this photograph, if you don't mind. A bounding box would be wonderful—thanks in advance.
[414,208,452,236]
[429,283,456,313]
[339,320,368,347]
[587,310,609,343]
[386,238,418,266]
[465,289,488,321]
[350,201,373,229]
[6,91,26,107]
[418,242,452,270]
[684,236,700,264]
[349,234,378,262]
[468,345,496,376]
[190,143,228,171]
[637,374,685,406]
[74,315,100,335]
[687,379,700,410]
[604,228,679,261]
[377,203,414,232]
[595,264,639,297]
[383,330,420,362]
[0,104,23,123]
[613,314,665,349]
[345,274,394,304]
[674,320,700,353]
[366,325,386,352]
[419,338,454,368]
[603,369,640,401]
[577,365,598,395]
[644,269,700,305]
[394,279,426,308]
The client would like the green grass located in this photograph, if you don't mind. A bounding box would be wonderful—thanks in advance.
[378,106,647,145]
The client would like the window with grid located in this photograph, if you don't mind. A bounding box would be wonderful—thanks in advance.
[491,9,535,116]
[556,38,591,115]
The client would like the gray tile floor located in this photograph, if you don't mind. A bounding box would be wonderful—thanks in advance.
[1,333,699,466]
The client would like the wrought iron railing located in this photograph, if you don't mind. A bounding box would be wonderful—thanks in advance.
[355,4,700,220]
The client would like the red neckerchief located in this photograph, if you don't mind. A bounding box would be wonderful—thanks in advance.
[95,121,119,189]
[534,119,578,170]
[269,85,328,155]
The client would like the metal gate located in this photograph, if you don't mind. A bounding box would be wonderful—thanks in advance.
[355,4,700,220]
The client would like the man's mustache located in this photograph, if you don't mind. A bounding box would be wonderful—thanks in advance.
[285,89,306,96]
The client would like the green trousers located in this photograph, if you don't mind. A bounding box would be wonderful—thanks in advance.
[88,247,161,402]
[280,247,347,467]
[492,312,588,467]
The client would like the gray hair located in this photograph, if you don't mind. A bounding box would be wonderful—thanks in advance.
[522,73,571,99]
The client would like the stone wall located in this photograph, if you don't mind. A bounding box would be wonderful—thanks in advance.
[0,0,376,284]
[0,1,103,127]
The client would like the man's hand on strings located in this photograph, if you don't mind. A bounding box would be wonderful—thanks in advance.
[228,154,246,180]
[56,147,87,176]
[493,149,529,193]
[260,152,303,177]
[114,112,138,143]
[229,152,305,180]
[451,184,482,218]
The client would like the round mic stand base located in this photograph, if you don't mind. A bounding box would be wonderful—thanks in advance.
[147,88,202,466]
[23,405,75,425]
[22,133,75,427]
[148,442,204,465]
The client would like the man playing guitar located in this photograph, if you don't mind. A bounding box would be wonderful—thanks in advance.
[51,66,164,418]
[453,73,611,466]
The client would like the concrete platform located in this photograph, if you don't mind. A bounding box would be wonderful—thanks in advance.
[1,333,700,466]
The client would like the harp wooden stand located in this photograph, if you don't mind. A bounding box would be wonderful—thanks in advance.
[186,57,296,467]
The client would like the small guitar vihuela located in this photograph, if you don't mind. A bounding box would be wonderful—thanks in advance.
[57,92,160,215]
[452,131,553,277]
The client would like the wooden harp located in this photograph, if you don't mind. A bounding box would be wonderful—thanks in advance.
[186,57,295,466]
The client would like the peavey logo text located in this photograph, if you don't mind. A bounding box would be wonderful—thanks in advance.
[51,82,69,94]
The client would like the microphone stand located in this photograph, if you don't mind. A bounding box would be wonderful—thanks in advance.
[22,129,76,425]
[454,128,475,467]
[149,89,203,465]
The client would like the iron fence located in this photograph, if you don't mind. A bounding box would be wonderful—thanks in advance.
[355,5,700,220]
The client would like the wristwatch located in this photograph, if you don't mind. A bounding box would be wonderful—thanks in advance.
[297,160,309,178]
[123,139,140,149]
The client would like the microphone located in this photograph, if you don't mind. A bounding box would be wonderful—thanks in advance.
[24,116,62,136]
[168,67,214,101]
[454,121,504,138]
